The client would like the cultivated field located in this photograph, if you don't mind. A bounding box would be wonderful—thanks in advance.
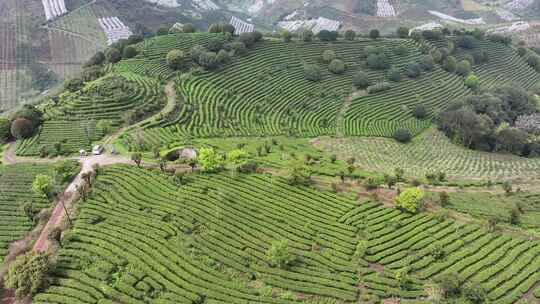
[32,165,540,303]
[312,129,540,181]
[0,164,55,262]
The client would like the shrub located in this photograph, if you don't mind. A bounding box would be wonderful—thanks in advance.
[208,37,225,52]
[282,30,292,42]
[322,50,336,63]
[395,187,425,213]
[182,23,196,33]
[328,59,346,74]
[208,23,223,33]
[367,53,390,70]
[388,68,401,82]
[405,63,422,78]
[287,165,312,186]
[457,35,477,49]
[0,118,11,142]
[230,41,247,56]
[318,30,338,41]
[364,177,380,190]
[84,51,105,67]
[433,273,461,298]
[239,32,256,47]
[465,74,479,89]
[413,104,428,119]
[421,55,435,71]
[198,147,223,173]
[266,240,293,269]
[439,191,450,206]
[10,118,34,139]
[456,60,472,76]
[105,47,121,63]
[443,56,457,73]
[344,30,356,40]
[303,64,322,82]
[222,23,234,35]
[6,252,51,298]
[369,29,380,39]
[122,46,138,59]
[397,26,409,38]
[367,82,392,94]
[353,71,370,89]
[393,128,412,143]
[166,49,186,70]
[199,52,219,69]
[301,29,314,42]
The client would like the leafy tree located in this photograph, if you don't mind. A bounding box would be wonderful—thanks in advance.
[420,55,435,71]
[328,59,346,74]
[227,149,249,169]
[105,48,121,63]
[131,153,142,167]
[509,207,521,225]
[222,23,235,35]
[301,29,314,42]
[252,31,263,42]
[431,49,443,63]
[344,30,356,40]
[405,63,422,78]
[10,105,43,128]
[122,46,137,59]
[11,118,34,139]
[6,252,51,298]
[208,23,223,33]
[395,188,425,213]
[32,174,54,200]
[383,174,397,188]
[239,32,256,47]
[216,49,230,64]
[322,50,336,63]
[64,77,84,92]
[367,82,392,94]
[456,60,471,76]
[367,53,390,70]
[318,30,338,41]
[208,37,225,52]
[413,104,428,119]
[394,168,405,182]
[198,52,219,69]
[84,51,105,67]
[166,49,186,70]
[281,30,292,43]
[394,128,412,143]
[353,71,370,89]
[517,47,527,57]
[190,45,206,62]
[463,281,488,304]
[0,118,11,142]
[465,74,479,89]
[96,119,113,135]
[266,240,294,269]
[388,68,402,82]
[496,128,528,155]
[286,164,312,186]
[182,23,196,33]
[443,56,457,73]
[457,35,477,49]
[527,54,540,70]
[54,160,78,183]
[303,64,322,82]
[198,147,223,173]
[433,273,461,298]
[369,29,380,40]
[439,191,450,206]
[230,41,247,55]
[20,202,35,221]
[397,26,409,38]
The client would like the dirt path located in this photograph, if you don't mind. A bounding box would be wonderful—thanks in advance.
[33,154,131,253]
[336,95,353,138]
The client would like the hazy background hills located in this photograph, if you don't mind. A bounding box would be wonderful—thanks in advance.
[3,0,540,114]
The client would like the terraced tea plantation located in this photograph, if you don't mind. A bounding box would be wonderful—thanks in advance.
[0,164,55,262]
[33,165,540,303]
[312,129,540,181]
[16,72,164,156]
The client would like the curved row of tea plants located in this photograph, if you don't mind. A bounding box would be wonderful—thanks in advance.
[34,166,363,303]
[341,201,540,303]
[312,129,540,181]
[0,164,54,262]
[16,72,164,156]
